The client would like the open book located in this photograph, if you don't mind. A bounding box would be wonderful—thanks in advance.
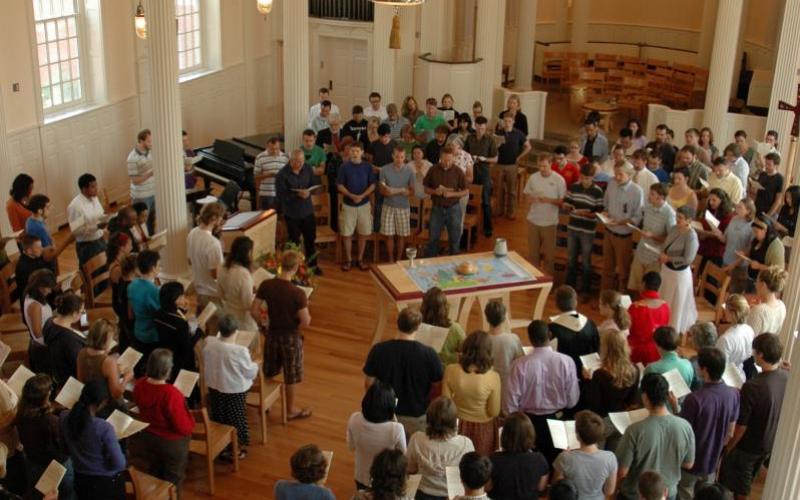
[445,465,465,498]
[55,377,84,409]
[117,347,143,375]
[595,213,612,226]
[380,182,410,196]
[196,195,218,205]
[722,363,745,389]
[321,451,333,485]
[217,329,258,349]
[609,408,649,434]
[197,302,218,330]
[147,230,168,252]
[106,410,149,439]
[704,210,720,229]
[547,420,580,450]
[415,323,451,353]
[0,341,11,369]
[579,353,602,375]
[173,369,199,398]
[620,294,632,309]
[57,271,78,292]
[252,267,275,290]
[697,177,709,189]
[626,223,642,233]
[291,185,323,195]
[34,460,67,495]
[663,369,692,399]
[68,214,86,233]
[7,365,35,397]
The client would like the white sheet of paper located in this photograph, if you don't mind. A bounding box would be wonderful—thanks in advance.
[596,213,612,225]
[147,229,168,251]
[445,465,465,498]
[547,419,580,450]
[756,141,771,156]
[722,363,745,389]
[550,338,558,351]
[522,346,533,355]
[620,294,632,309]
[117,347,143,375]
[173,369,199,398]
[298,285,314,299]
[664,368,692,399]
[3,238,18,257]
[690,220,705,232]
[106,409,149,439]
[57,271,78,291]
[783,236,793,248]
[698,177,710,189]
[0,341,11,369]
[252,267,275,290]
[197,302,218,329]
[196,195,218,205]
[68,214,85,233]
[406,474,422,498]
[7,365,35,397]
[609,408,649,434]
[626,223,642,232]
[54,377,84,409]
[641,241,661,254]
[217,330,257,349]
[704,210,720,229]
[416,323,451,353]
[321,450,333,485]
[34,459,66,495]
[579,353,602,374]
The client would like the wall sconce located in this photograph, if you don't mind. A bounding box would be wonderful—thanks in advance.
[134,1,147,39]
[257,0,274,15]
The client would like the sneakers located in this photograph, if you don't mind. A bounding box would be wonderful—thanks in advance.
[220,448,247,462]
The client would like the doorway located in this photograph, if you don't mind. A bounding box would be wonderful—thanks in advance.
[316,36,369,119]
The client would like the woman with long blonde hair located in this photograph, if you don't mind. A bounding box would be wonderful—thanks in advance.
[583,331,639,416]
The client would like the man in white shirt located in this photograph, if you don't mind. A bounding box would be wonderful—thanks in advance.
[708,157,744,203]
[523,153,566,274]
[363,91,388,120]
[599,144,630,181]
[67,173,108,267]
[631,149,659,195]
[253,136,289,211]
[127,128,155,233]
[309,101,332,134]
[307,87,340,127]
[187,202,225,331]
[724,143,749,194]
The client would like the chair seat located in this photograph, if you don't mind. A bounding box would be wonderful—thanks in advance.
[316,227,338,244]
[191,421,236,458]
[87,307,118,325]
[0,314,26,333]
[463,214,479,228]
[695,298,717,323]
[3,331,29,362]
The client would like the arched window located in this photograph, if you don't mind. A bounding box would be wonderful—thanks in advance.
[32,0,85,111]
[177,0,203,73]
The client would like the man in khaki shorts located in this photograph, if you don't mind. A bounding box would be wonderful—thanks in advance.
[337,142,376,271]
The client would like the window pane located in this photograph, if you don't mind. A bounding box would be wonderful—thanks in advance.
[50,63,61,83]
[52,84,62,106]
[73,79,81,99]
[67,16,75,37]
[42,86,52,109]
[48,43,59,63]
[60,61,70,81]
[70,59,79,79]
[36,23,46,44]
[194,31,200,47]
[192,12,200,30]
[69,37,78,58]
[63,80,73,102]
[178,52,185,70]
[40,66,50,86]
[57,18,67,38]
[38,44,48,65]
[46,20,57,40]
[58,39,69,58]
[193,48,201,67]
[177,34,185,52]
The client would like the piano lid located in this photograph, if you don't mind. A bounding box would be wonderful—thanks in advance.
[209,139,245,166]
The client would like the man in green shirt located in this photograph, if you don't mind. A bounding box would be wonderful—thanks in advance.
[413,97,446,144]
[644,326,695,387]
[301,129,327,178]
[616,372,695,500]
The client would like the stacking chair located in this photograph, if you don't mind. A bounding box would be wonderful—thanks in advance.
[127,466,178,500]
[189,408,239,495]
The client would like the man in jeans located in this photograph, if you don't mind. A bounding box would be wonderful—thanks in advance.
[464,116,498,237]
[127,128,155,233]
[423,145,468,256]
[276,149,322,272]
[563,163,604,297]
[523,152,565,275]
[494,114,531,220]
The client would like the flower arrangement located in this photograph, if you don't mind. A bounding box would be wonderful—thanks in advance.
[257,242,318,288]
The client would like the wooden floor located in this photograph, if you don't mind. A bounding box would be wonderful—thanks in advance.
[51,202,766,499]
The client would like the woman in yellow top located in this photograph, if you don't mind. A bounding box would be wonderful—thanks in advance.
[421,287,465,367]
[442,330,501,456]
[667,167,698,211]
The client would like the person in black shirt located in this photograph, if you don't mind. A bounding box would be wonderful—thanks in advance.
[646,124,678,172]
[548,285,600,378]
[154,282,199,383]
[497,94,529,136]
[366,124,396,167]
[495,114,531,219]
[14,234,54,309]
[43,292,85,389]
[424,125,450,165]
[753,153,784,217]
[276,150,322,271]
[106,206,140,252]
[344,105,369,149]
[774,185,799,237]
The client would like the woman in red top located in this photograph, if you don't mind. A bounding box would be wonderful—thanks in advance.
[697,188,734,267]
[566,140,589,166]
[131,348,195,494]
[7,174,34,232]
[552,145,581,187]
[628,271,670,364]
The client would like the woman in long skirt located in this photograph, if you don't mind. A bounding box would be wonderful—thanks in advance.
[659,205,699,334]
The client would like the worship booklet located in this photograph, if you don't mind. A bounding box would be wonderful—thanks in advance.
[620,295,632,309]
[217,329,257,349]
[406,474,422,499]
[147,230,168,252]
[7,365,35,397]
[56,271,78,291]
[722,363,745,389]
[690,220,705,232]
[640,241,661,255]
[704,210,720,229]
[321,451,333,485]
[595,213,612,226]
[34,460,67,495]
[106,410,149,440]
[291,185,323,195]
[0,341,11,369]
[522,338,557,356]
[197,302,218,330]
[755,141,772,156]
[626,223,642,233]
[608,408,649,434]
[749,178,765,191]
[298,285,314,300]
[663,369,692,399]
[174,369,200,398]
[196,195,218,205]
[55,377,84,409]
[547,419,580,450]
[117,347,143,375]
[445,465,465,498]
[3,238,18,258]
[416,323,451,353]
[68,214,85,233]
[697,177,709,189]
[579,353,602,375]
[252,267,275,290]
[783,236,793,248]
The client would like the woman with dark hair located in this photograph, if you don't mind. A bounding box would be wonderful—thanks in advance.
[699,127,719,161]
[442,330,501,455]
[420,287,465,367]
[274,444,335,500]
[407,397,474,499]
[697,188,734,266]
[773,184,800,238]
[667,167,698,211]
[60,378,126,499]
[217,236,258,333]
[487,412,549,499]
[354,449,410,500]
[452,113,473,142]
[626,119,647,150]
[401,96,423,125]
[16,374,74,499]
[23,268,56,372]
[42,292,85,388]
[109,237,135,350]
[735,214,785,291]
[154,282,199,381]
[77,320,131,403]
[659,205,699,334]
[6,174,33,233]
[130,349,194,494]
[347,381,406,490]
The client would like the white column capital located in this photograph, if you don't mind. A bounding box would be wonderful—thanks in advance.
[765,0,800,163]
[570,0,590,52]
[514,0,538,90]
[282,0,310,151]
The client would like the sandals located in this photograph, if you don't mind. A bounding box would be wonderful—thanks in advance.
[287,408,312,421]
[341,261,351,272]
[357,261,370,271]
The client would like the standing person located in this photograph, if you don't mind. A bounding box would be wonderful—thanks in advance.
[644,326,695,387]
[252,250,313,421]
[67,173,108,267]
[753,152,784,217]
[667,167,698,211]
[438,93,459,130]
[413,98,446,144]
[42,293,86,389]
[504,320,579,464]
[597,290,631,336]
[382,103,409,140]
[77,320,132,403]
[307,87,340,126]
[719,334,788,500]
[715,294,754,380]
[442,330,502,456]
[708,157,743,203]
[253,136,288,211]
[187,202,225,331]
[408,144,432,200]
[646,124,678,172]
[423,146,469,256]
[646,149,670,183]
[628,272,671,364]
[773,185,800,238]
[724,143,749,195]
[629,183,675,292]
[367,124,396,232]
[60,379,127,500]
[402,95,423,125]
[746,266,788,337]
[344,105,370,148]
[308,101,331,133]
[363,307,443,439]
[352,449,410,500]
[631,149,659,194]
[127,129,155,234]
[721,198,756,274]
[552,145,581,187]
[734,215,784,292]
[453,452,492,500]
[276,149,321,272]
[697,189,734,267]
[484,301,524,391]
[549,285,600,377]
[677,347,740,500]
[601,163,644,292]
[337,142,376,271]
[23,269,56,373]
[563,163,604,297]
[127,250,162,370]
[274,445,335,500]
[182,130,198,191]
[301,129,327,179]
[497,94,529,136]
[615,373,695,500]
[494,114,531,220]
[658,205,699,334]
[7,173,33,233]
[464,116,499,237]
[153,282,199,380]
[487,412,550,499]
[379,146,414,262]
[217,236,258,333]
[421,287,467,367]
[131,349,194,494]
[425,126,450,165]
[523,153,566,275]
[364,91,388,120]
[580,119,610,162]
[734,130,756,165]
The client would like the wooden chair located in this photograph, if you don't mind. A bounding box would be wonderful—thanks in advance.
[463,185,483,251]
[127,466,177,500]
[81,252,112,308]
[194,341,209,407]
[415,198,449,253]
[593,53,618,72]
[246,367,286,444]
[695,262,731,324]
[577,70,606,95]
[311,192,342,263]
[189,407,239,495]
[542,51,564,87]
[0,256,20,315]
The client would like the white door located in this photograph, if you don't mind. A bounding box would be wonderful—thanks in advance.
[318,36,369,120]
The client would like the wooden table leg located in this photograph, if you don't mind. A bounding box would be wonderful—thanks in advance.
[371,290,390,346]
[457,296,475,330]
[531,283,553,321]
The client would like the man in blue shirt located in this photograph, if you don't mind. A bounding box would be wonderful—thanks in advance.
[276,149,322,272]
[127,250,161,375]
[337,143,376,271]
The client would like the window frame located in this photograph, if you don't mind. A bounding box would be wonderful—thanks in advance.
[176,0,205,75]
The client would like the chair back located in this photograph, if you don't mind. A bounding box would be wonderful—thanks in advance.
[128,466,177,500]
[0,256,19,314]
[218,181,241,213]
[696,261,732,321]
[409,196,423,234]
[81,252,110,307]
[194,340,209,407]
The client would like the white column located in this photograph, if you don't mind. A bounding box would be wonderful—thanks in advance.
[697,0,717,67]
[731,0,750,96]
[144,0,188,278]
[761,324,800,497]
[475,0,507,116]
[554,0,568,41]
[765,0,800,162]
[420,0,447,58]
[282,0,310,151]
[779,228,800,358]
[372,4,396,104]
[514,0,538,90]
[702,0,743,144]
[570,0,590,52]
